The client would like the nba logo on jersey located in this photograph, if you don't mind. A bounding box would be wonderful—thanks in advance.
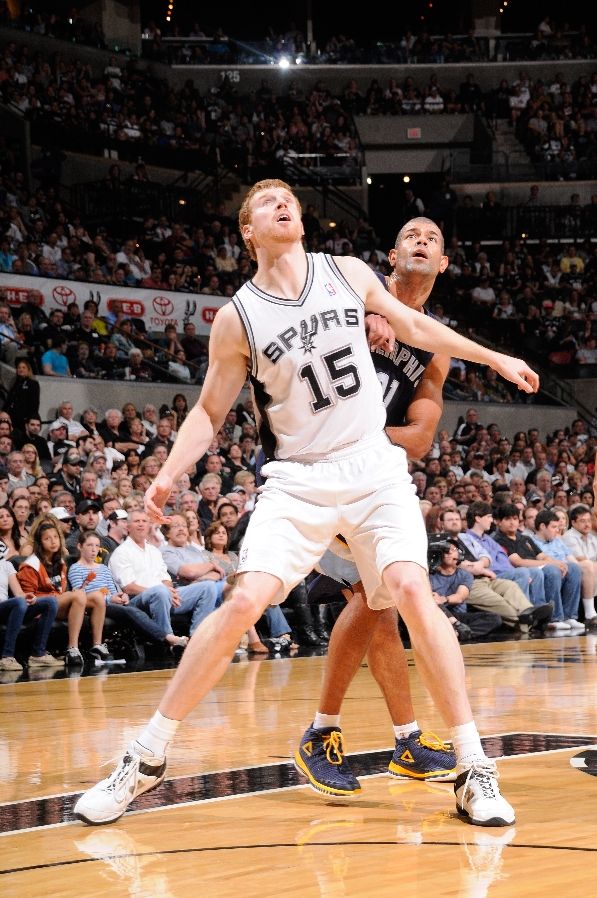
[324,282,336,296]
[240,546,249,564]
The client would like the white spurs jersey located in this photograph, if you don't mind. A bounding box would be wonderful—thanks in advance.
[231,252,385,462]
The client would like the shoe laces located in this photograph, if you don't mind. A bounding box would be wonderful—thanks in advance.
[103,752,136,794]
[418,731,453,752]
[465,759,500,799]
[321,730,345,766]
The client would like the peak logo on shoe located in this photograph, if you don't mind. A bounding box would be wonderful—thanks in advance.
[400,749,415,763]
[570,749,597,777]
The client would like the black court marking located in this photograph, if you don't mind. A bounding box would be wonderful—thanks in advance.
[570,749,597,777]
[2,839,597,877]
[1,732,595,835]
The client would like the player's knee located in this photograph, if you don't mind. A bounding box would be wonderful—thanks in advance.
[384,563,428,608]
[226,585,266,625]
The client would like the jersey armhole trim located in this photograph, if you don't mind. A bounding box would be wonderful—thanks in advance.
[324,255,365,308]
[230,296,257,376]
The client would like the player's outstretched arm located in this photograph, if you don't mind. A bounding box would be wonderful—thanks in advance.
[337,257,539,394]
[145,305,250,522]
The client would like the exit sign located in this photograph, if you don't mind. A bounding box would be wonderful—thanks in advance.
[406,127,421,139]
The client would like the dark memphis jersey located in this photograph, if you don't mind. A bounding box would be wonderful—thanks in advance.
[231,253,386,462]
[371,271,435,426]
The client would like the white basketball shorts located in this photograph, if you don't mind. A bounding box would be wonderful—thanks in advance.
[236,432,428,609]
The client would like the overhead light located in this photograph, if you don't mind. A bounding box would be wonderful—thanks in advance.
[366,177,372,185]
[403,175,411,183]
[278,56,290,69]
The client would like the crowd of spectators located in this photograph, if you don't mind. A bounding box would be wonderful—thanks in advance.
[1,35,596,182]
[0,391,595,671]
[2,6,593,65]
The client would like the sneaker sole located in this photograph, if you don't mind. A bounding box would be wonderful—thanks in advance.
[456,803,516,827]
[388,762,457,782]
[293,753,361,798]
[74,766,167,825]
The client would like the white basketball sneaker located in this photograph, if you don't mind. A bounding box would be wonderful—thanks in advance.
[74,742,166,825]
[454,760,515,827]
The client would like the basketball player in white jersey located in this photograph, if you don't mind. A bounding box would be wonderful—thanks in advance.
[75,180,538,828]
[295,217,457,796]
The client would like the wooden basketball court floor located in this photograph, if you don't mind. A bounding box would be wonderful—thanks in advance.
[1,633,597,897]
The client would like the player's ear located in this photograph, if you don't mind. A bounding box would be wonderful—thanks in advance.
[439,254,449,274]
[388,247,397,267]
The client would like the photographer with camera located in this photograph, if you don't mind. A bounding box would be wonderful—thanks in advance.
[428,540,502,641]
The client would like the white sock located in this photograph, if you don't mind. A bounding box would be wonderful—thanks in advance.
[313,712,341,730]
[450,721,486,767]
[393,720,419,740]
[583,598,596,619]
[136,711,180,759]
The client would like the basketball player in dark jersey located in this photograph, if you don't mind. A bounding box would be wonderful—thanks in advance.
[295,218,456,795]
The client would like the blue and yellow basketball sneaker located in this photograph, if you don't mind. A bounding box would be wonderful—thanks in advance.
[388,730,457,782]
[294,724,361,797]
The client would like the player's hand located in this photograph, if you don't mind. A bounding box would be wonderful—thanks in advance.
[365,314,395,352]
[492,354,539,393]
[145,472,174,522]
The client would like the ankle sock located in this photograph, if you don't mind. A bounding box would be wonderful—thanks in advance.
[393,720,419,740]
[313,712,341,730]
[450,721,486,767]
[136,710,180,758]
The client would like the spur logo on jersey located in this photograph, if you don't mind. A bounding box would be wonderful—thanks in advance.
[263,307,359,364]
[324,282,337,296]
[300,317,317,354]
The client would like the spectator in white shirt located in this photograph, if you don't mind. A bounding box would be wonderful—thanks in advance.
[109,510,219,639]
[562,504,597,623]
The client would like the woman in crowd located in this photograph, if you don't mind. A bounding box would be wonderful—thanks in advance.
[203,521,297,653]
[183,509,203,548]
[139,455,161,483]
[0,506,29,559]
[17,516,106,666]
[124,448,141,477]
[12,496,31,545]
[4,359,40,429]
[172,393,189,430]
[0,540,61,672]
[21,443,43,479]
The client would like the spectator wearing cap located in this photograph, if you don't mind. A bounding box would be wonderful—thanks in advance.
[55,451,83,499]
[46,420,74,461]
[99,508,128,560]
[50,505,75,537]
[109,510,219,640]
[41,336,71,377]
[66,499,102,556]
